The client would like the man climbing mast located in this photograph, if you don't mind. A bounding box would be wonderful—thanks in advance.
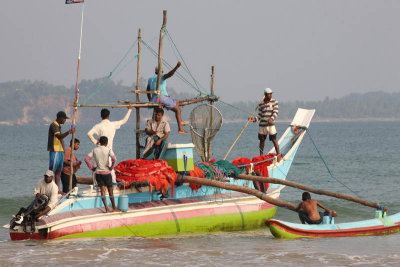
[249,88,282,160]
[147,61,188,134]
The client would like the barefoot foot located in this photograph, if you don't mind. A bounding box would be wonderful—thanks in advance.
[178,130,189,135]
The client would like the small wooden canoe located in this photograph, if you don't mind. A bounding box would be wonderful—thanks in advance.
[265,212,400,239]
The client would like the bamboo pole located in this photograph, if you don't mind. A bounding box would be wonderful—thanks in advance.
[69,3,85,191]
[155,10,167,100]
[223,95,264,160]
[72,95,219,109]
[135,29,142,159]
[206,66,215,161]
[183,176,297,211]
[236,174,387,211]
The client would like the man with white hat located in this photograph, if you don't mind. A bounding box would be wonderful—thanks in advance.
[249,88,281,160]
[33,170,59,218]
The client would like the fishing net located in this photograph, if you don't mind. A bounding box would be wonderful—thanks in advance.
[189,104,223,161]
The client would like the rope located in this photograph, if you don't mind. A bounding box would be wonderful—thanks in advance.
[81,39,138,104]
[307,130,362,198]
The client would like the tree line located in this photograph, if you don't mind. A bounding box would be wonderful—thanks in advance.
[1,79,399,125]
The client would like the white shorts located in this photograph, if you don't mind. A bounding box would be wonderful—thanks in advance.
[259,125,277,136]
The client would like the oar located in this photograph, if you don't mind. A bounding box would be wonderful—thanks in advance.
[236,174,388,211]
[223,96,264,160]
[182,175,297,211]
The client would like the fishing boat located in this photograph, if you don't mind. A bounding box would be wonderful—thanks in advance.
[5,6,316,240]
[266,212,400,239]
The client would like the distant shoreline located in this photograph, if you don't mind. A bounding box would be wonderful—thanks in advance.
[2,117,400,126]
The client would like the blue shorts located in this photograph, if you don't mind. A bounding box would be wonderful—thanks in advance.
[150,95,176,110]
[49,151,64,172]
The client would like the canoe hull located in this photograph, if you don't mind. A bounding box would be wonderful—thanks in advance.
[266,212,400,239]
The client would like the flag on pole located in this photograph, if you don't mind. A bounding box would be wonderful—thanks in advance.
[65,0,84,4]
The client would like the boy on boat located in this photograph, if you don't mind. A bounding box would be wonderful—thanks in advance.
[33,170,59,218]
[85,136,119,213]
[249,88,281,160]
[296,192,337,224]
[61,138,82,193]
[143,107,170,159]
[147,61,188,134]
[47,111,75,188]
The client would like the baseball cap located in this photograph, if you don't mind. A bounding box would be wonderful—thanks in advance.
[57,111,69,119]
[264,88,273,94]
[44,170,54,177]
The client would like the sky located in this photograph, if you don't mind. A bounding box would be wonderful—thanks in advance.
[1,0,400,103]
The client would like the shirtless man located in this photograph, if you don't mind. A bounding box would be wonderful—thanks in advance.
[295,192,337,224]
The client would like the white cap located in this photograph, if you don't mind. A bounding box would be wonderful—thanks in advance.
[44,170,54,177]
[264,88,273,94]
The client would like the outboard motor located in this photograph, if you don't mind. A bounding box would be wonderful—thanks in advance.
[251,170,266,193]
[10,195,49,233]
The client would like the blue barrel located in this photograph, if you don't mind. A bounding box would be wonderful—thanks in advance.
[118,195,129,212]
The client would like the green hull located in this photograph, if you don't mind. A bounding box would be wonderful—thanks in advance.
[57,207,277,239]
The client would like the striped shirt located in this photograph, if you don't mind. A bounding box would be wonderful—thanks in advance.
[256,98,279,127]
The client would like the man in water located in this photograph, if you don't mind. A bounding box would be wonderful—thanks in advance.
[34,170,59,218]
[48,111,75,187]
[143,107,170,159]
[85,136,119,213]
[61,138,82,193]
[147,61,188,134]
[296,192,337,224]
[249,88,281,159]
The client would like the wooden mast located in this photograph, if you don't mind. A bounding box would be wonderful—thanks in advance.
[69,3,85,191]
[155,10,167,100]
[135,28,142,159]
[205,66,215,162]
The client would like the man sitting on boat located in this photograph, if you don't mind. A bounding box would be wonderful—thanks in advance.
[249,88,282,161]
[143,107,170,159]
[296,192,337,224]
[85,136,119,213]
[146,61,188,134]
[33,170,59,218]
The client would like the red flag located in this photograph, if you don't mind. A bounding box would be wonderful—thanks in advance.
[65,0,84,4]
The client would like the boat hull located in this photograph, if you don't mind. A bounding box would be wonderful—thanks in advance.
[266,212,400,239]
[10,196,277,240]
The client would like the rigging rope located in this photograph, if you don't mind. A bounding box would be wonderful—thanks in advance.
[306,130,362,198]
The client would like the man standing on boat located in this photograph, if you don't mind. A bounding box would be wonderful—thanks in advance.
[249,88,281,159]
[296,192,337,224]
[147,61,188,134]
[87,104,132,185]
[85,136,119,213]
[61,138,81,193]
[87,104,132,151]
[47,111,75,188]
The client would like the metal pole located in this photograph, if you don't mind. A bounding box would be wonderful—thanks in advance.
[69,3,85,191]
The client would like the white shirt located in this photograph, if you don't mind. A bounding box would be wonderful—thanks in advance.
[87,109,131,150]
[87,146,116,173]
[33,179,59,210]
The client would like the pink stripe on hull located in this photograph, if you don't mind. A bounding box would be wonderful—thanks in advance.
[50,201,275,238]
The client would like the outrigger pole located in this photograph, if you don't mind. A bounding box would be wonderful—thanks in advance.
[205,66,215,162]
[69,2,85,191]
[155,10,167,101]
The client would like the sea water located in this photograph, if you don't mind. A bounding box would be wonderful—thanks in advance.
[0,121,399,266]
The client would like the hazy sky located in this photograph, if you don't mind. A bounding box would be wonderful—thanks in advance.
[1,1,400,102]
